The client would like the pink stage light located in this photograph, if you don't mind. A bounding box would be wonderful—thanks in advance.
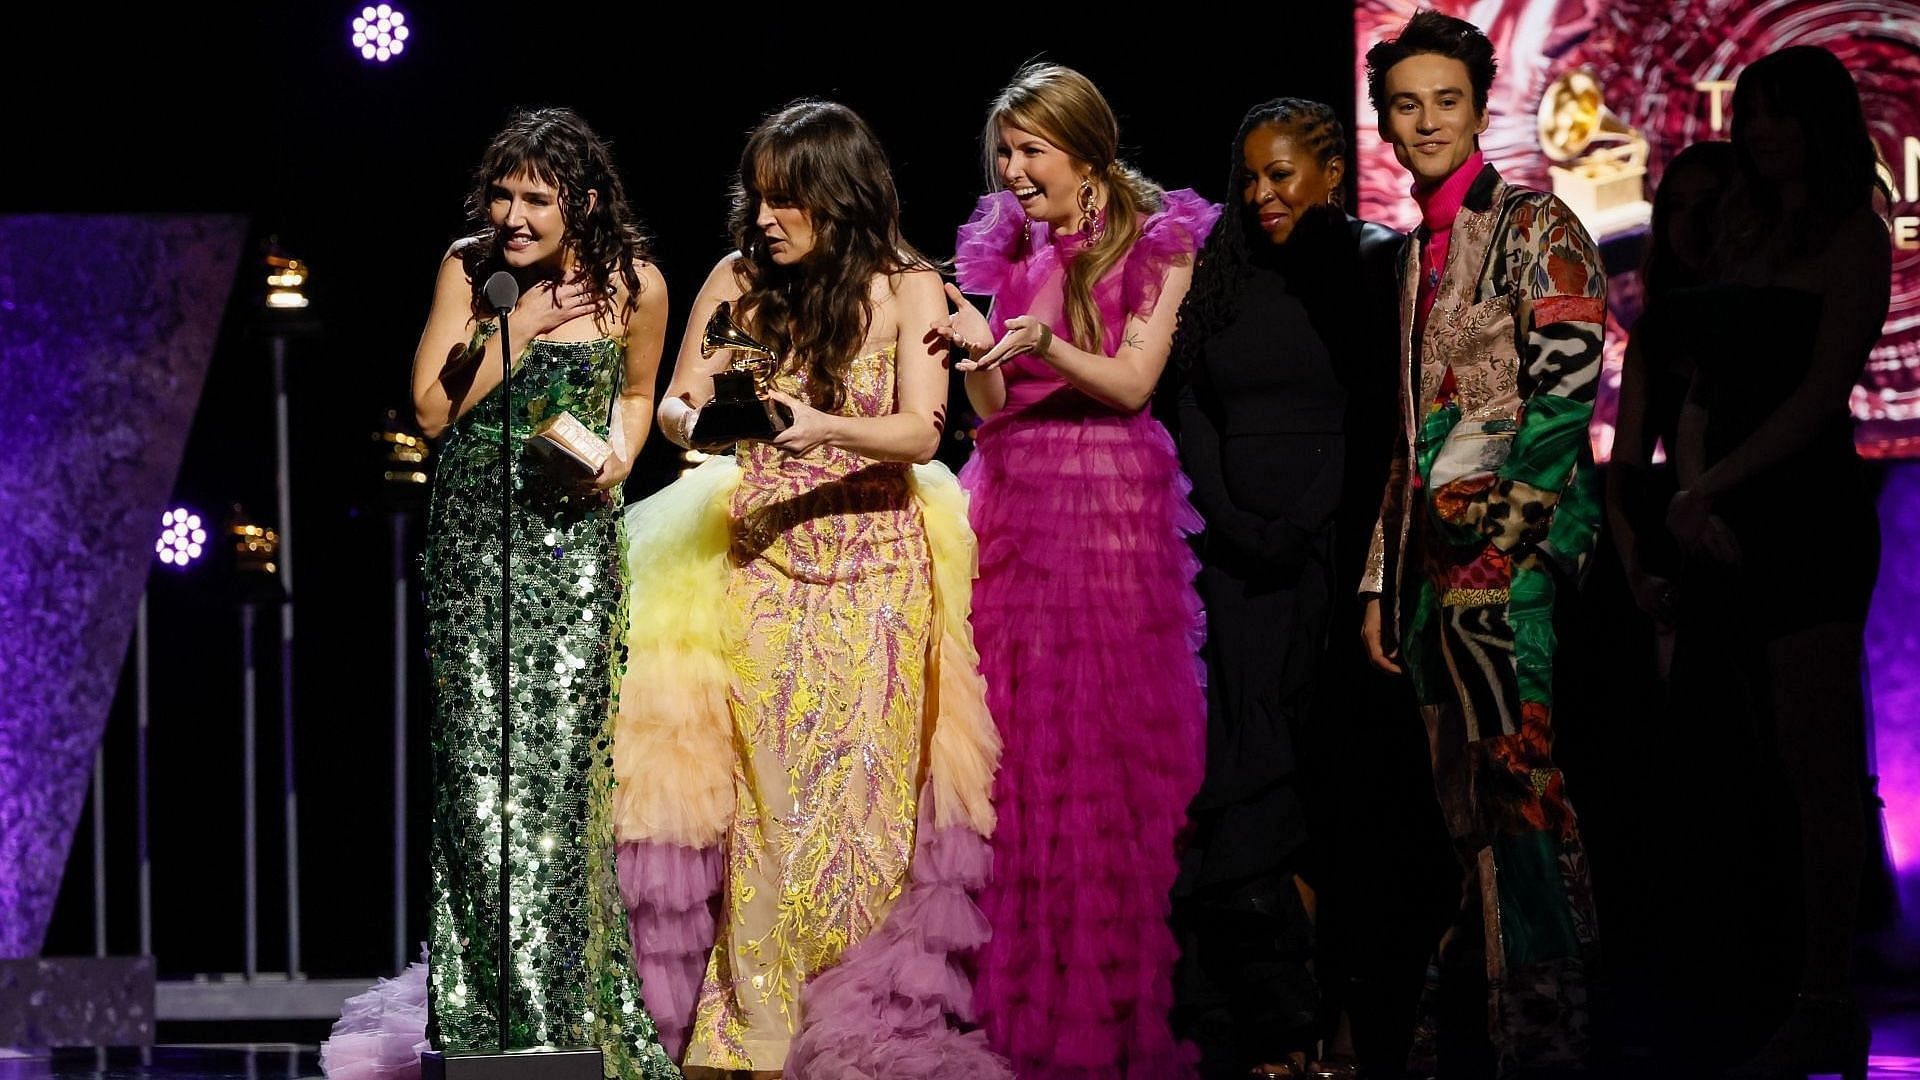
[155,507,207,569]
[350,4,408,63]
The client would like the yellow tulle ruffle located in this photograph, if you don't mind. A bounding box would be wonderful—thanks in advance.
[612,457,998,847]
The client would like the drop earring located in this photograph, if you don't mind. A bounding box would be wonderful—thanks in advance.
[1077,178,1103,248]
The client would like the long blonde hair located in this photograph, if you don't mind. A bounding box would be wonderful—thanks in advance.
[984,63,1164,353]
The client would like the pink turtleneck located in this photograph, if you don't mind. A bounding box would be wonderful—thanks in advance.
[1412,148,1485,333]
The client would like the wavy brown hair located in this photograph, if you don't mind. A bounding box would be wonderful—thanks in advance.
[729,100,931,411]
[984,63,1165,354]
[458,106,651,320]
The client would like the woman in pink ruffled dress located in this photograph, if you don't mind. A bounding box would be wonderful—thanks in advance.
[934,63,1219,1080]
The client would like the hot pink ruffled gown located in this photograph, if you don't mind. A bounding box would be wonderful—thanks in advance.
[954,188,1218,1079]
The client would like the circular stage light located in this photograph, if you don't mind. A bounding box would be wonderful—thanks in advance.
[351,4,408,63]
[157,507,208,569]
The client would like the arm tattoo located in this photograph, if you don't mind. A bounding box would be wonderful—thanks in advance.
[1124,331,1143,351]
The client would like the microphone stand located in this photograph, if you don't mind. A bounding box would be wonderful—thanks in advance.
[423,270,603,1080]
[491,278,515,1053]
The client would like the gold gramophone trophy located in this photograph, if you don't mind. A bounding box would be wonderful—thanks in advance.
[1538,69,1653,238]
[689,300,794,451]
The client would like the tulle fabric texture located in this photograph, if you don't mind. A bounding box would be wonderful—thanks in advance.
[955,187,1217,1079]
[611,458,1006,1076]
[319,952,429,1080]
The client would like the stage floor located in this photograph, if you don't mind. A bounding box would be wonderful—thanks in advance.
[4,1019,1920,1080]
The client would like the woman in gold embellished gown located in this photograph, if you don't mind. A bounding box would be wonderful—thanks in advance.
[612,100,1008,1079]
[321,107,678,1080]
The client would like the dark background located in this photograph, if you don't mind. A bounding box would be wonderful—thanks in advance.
[20,3,1358,985]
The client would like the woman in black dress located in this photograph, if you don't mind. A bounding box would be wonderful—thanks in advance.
[1169,97,1440,1080]
[1665,47,1891,1080]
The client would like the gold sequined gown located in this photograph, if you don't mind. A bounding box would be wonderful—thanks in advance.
[682,345,934,1071]
[422,333,678,1079]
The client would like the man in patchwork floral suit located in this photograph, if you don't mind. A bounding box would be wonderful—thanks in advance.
[1358,11,1607,1078]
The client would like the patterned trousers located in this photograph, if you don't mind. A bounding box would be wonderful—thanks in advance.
[1402,531,1598,1076]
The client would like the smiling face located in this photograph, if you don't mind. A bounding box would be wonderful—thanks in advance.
[488,169,592,272]
[1378,52,1489,187]
[1241,123,1345,246]
[995,122,1090,232]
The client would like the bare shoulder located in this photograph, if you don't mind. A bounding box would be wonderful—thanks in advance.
[444,235,483,266]
[623,259,670,307]
[883,266,944,306]
[437,239,477,277]
[430,242,478,310]
[1825,207,1892,264]
[703,252,749,300]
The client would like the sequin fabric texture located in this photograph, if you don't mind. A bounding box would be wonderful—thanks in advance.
[683,345,935,1071]
[422,329,678,1079]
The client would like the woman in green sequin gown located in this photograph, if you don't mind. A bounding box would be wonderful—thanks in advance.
[388,108,676,1080]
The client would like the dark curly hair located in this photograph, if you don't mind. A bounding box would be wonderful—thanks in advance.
[729,100,932,412]
[1171,98,1346,373]
[457,106,651,319]
[1364,9,1497,116]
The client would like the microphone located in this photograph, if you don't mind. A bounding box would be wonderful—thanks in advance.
[478,271,520,1048]
[484,270,520,315]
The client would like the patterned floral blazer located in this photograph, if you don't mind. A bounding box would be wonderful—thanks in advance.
[1361,164,1607,635]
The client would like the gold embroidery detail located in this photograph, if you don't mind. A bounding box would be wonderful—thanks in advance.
[1440,587,1509,608]
[683,345,931,1072]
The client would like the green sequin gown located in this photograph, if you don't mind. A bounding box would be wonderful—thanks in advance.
[422,331,678,1079]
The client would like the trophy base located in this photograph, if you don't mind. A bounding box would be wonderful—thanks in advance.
[689,397,793,452]
[1550,163,1651,240]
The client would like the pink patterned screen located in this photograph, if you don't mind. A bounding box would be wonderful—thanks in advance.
[1354,0,1920,460]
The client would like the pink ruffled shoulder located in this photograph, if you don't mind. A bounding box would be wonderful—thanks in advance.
[953,190,1028,297]
[1122,188,1221,318]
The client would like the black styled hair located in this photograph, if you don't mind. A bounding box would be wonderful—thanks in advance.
[1364,9,1498,116]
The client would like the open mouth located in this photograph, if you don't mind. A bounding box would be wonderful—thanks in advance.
[1012,185,1042,202]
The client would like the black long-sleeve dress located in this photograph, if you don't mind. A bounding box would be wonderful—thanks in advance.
[1172,211,1448,1074]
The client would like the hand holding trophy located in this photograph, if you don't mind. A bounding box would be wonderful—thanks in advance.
[688,301,795,451]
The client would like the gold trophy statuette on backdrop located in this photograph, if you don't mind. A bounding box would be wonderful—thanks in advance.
[689,300,794,451]
[1539,69,1653,239]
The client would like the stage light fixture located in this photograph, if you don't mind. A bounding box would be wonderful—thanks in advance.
[229,512,280,579]
[351,4,408,63]
[156,507,208,569]
[265,246,310,311]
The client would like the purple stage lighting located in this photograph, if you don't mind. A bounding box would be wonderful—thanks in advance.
[155,507,207,569]
[351,4,408,63]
